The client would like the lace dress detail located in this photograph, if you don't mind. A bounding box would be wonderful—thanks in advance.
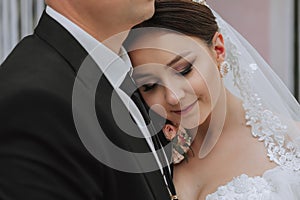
[206,174,275,200]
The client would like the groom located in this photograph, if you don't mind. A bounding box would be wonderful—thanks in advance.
[0,0,172,199]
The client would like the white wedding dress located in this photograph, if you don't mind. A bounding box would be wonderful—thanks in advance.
[206,166,300,199]
[206,97,300,199]
[206,135,300,200]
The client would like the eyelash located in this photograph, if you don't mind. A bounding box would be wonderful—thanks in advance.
[178,63,193,76]
[141,63,193,92]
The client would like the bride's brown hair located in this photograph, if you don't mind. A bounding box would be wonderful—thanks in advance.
[130,0,218,46]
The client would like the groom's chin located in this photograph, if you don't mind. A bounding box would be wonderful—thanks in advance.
[142,2,155,21]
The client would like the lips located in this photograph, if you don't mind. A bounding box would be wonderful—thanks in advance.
[172,100,198,115]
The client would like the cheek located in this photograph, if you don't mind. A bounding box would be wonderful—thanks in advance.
[186,70,210,100]
[140,93,154,107]
[141,90,168,118]
[191,64,221,104]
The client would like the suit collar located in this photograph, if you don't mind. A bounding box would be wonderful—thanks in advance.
[34,11,88,73]
[36,9,131,89]
[45,6,99,54]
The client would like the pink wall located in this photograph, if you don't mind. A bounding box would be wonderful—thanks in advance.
[208,0,271,63]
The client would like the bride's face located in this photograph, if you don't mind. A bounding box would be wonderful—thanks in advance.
[129,31,224,128]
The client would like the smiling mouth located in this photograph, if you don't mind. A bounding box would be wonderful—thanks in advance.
[172,100,198,115]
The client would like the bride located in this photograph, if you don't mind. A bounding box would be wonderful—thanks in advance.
[124,0,300,199]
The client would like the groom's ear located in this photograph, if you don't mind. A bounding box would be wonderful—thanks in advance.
[212,32,226,63]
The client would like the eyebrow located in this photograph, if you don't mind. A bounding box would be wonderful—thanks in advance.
[132,73,154,80]
[133,51,193,80]
[166,51,192,67]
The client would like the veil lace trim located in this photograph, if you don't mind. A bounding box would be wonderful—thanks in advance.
[217,11,300,171]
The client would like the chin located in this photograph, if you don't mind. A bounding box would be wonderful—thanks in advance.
[143,3,155,20]
[180,117,200,129]
[132,1,154,25]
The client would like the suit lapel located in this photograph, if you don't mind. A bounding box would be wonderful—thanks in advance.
[77,56,171,199]
[96,73,171,199]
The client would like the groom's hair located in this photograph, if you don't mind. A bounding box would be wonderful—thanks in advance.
[128,0,218,47]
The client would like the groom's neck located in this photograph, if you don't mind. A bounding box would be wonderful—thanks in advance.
[45,0,130,54]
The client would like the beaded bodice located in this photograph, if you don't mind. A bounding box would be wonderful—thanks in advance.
[206,174,276,200]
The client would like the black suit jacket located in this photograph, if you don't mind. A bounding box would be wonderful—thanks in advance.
[0,12,171,200]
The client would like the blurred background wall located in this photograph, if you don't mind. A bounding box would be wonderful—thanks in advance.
[209,0,298,100]
[0,0,44,63]
[0,0,299,100]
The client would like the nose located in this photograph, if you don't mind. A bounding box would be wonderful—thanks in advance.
[164,84,185,106]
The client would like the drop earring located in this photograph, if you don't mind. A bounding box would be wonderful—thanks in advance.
[219,61,231,77]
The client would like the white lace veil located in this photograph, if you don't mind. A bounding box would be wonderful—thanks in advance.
[206,4,300,168]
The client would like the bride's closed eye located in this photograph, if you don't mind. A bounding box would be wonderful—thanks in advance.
[176,62,193,76]
[141,62,194,92]
[142,82,158,92]
[172,53,196,77]
[135,77,159,92]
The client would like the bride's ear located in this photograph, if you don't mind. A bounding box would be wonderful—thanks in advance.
[212,32,226,63]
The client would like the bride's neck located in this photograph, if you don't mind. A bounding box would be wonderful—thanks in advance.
[189,90,245,156]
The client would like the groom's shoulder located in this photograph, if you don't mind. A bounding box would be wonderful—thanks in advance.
[0,34,76,104]
[2,33,68,69]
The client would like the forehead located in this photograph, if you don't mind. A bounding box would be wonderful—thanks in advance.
[127,29,209,65]
[129,49,179,68]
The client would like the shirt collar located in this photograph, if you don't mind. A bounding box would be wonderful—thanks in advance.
[46,6,132,88]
